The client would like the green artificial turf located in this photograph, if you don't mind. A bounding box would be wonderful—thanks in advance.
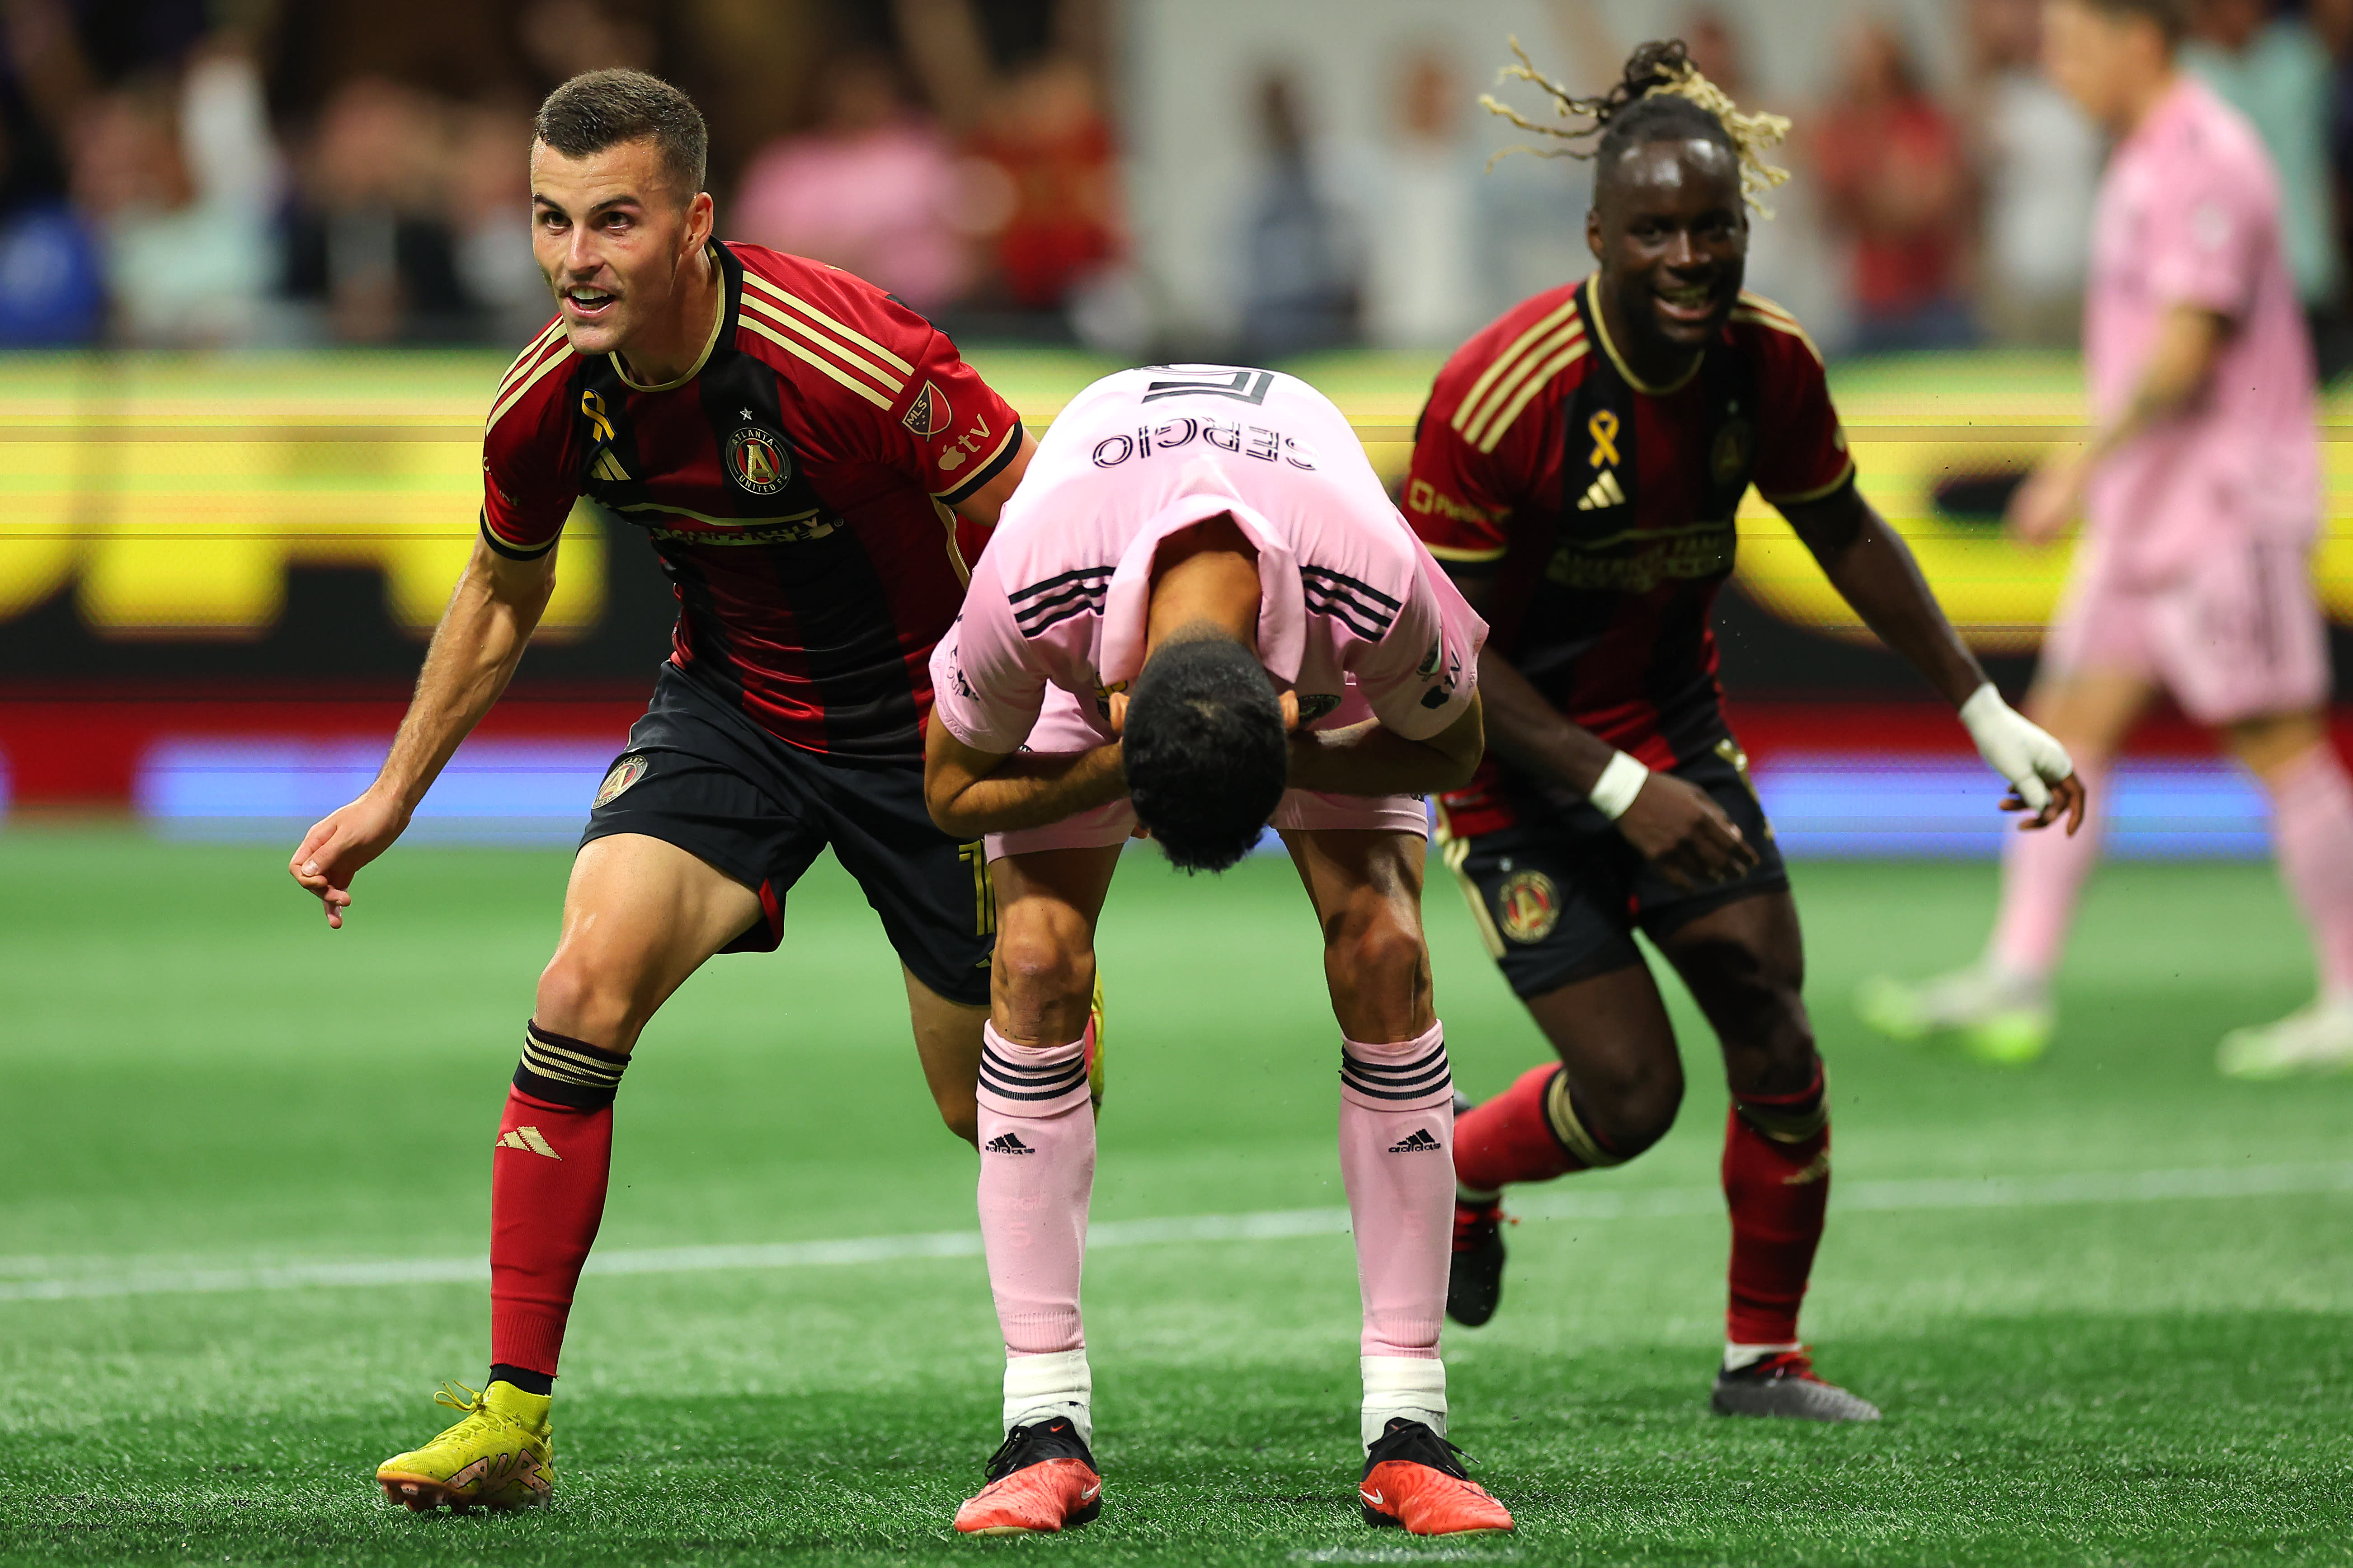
[2,828,2350,1564]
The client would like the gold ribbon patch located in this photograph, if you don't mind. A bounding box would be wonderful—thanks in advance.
[1587,408,1621,469]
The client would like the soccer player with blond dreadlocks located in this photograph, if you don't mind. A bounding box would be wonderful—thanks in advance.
[1404,40,2084,1418]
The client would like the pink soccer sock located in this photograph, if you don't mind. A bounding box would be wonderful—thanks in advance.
[1990,762,2107,982]
[1338,1022,1455,1442]
[976,1019,1096,1435]
[2266,745,2353,1001]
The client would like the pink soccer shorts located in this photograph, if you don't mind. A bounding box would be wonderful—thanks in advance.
[2042,534,2329,725]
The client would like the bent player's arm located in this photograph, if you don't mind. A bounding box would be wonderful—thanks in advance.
[2009,305,2228,545]
[2087,304,2230,463]
[1441,569,1757,889]
[1782,485,1986,709]
[376,538,560,806]
[923,722,1127,838]
[289,538,558,924]
[1784,488,2084,833]
[1286,696,1486,797]
[948,428,1037,526]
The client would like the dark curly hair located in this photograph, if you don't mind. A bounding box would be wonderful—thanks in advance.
[1482,37,1791,214]
[1122,634,1288,875]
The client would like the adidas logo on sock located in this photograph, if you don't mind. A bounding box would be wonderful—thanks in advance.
[1781,1149,1831,1186]
[1387,1128,1444,1154]
[984,1132,1035,1155]
[496,1126,561,1159]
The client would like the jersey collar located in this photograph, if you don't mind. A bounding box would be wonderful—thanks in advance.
[1585,274,1704,398]
[609,242,729,393]
[1097,462,1306,688]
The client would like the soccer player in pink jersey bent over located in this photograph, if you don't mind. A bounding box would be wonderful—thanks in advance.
[1861,0,2353,1075]
[922,366,1512,1537]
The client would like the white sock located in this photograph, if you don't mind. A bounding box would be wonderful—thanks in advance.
[1361,1354,1446,1450]
[1980,952,2047,999]
[1002,1349,1092,1444]
[1722,1340,1802,1372]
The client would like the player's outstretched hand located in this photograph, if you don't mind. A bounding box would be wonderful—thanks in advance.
[288,789,410,929]
[1959,684,2085,835]
[1615,771,1760,891]
[2000,771,2088,834]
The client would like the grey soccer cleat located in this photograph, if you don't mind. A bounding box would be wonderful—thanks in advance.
[2217,999,2353,1080]
[1710,1350,1882,1422]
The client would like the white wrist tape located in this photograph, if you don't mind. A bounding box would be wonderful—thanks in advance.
[1958,681,2075,814]
[1957,681,2008,735]
[1588,750,1650,821]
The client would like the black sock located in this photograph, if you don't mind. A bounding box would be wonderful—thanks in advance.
[489,1363,555,1396]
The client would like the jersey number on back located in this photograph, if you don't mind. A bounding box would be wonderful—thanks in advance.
[1140,367,1275,405]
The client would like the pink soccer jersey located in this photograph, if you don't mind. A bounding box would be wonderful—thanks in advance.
[2083,76,2319,582]
[929,366,1487,756]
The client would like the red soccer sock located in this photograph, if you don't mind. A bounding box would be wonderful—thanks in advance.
[1721,1069,1831,1347]
[489,1023,628,1380]
[1454,1063,1588,1195]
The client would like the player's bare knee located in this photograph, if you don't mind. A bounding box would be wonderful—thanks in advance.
[990,917,1096,1042]
[1323,908,1431,1036]
[533,951,641,1055]
[1584,1052,1683,1157]
[1721,989,1818,1097]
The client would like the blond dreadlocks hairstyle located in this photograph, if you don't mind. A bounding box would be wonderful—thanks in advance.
[1481,37,1791,216]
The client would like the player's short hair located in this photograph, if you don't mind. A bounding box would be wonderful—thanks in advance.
[534,69,708,199]
[1123,634,1289,875]
[2071,0,2188,43]
[1483,37,1791,216]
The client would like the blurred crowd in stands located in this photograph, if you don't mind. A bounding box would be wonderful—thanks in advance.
[1,0,2350,373]
[0,0,1119,348]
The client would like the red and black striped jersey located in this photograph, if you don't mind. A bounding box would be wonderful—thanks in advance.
[1404,276,1852,832]
[481,241,1023,764]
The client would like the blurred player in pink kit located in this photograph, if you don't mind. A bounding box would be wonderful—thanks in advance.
[1862,0,2353,1075]
[921,366,1512,1537]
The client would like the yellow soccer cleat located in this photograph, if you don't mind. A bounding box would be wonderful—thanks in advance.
[377,1380,554,1513]
[1087,969,1107,1112]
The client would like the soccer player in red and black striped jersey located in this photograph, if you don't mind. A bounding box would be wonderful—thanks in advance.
[1403,42,2082,1420]
[286,71,1035,1509]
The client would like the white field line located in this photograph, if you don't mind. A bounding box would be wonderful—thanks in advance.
[2,1160,2348,1306]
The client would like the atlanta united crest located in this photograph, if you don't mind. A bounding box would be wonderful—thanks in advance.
[727,426,790,496]
[595,753,649,807]
[1496,869,1562,944]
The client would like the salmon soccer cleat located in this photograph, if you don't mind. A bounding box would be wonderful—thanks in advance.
[952,1418,1103,1535]
[1359,1418,1514,1535]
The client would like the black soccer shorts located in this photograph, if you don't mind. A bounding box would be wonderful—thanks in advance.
[1438,739,1790,1001]
[579,666,994,1007]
